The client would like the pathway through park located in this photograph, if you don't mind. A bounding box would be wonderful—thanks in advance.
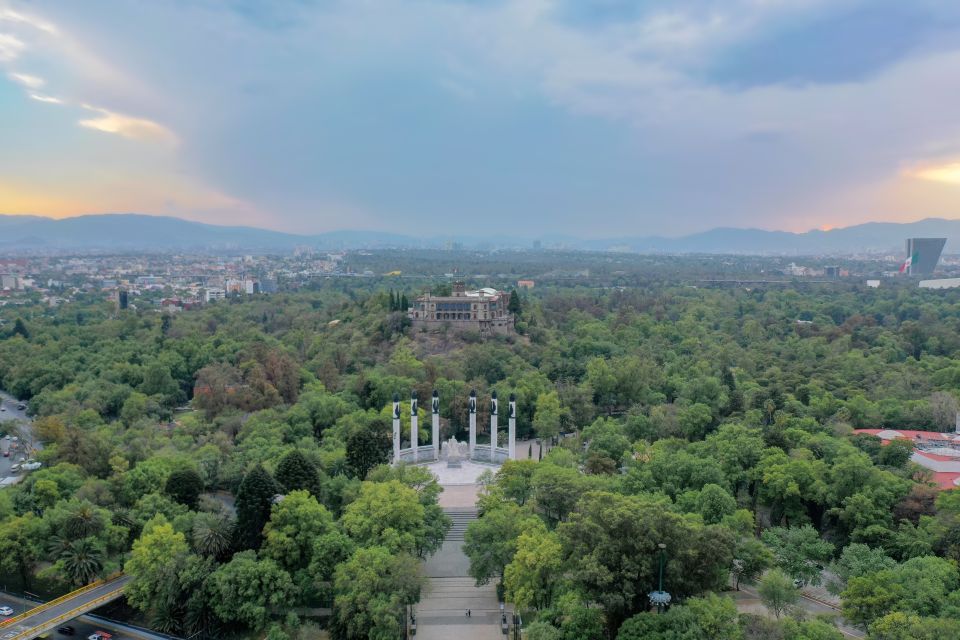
[415,466,506,640]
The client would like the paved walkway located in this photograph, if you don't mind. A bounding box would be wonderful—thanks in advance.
[415,466,506,640]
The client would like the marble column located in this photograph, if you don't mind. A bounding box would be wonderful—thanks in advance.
[468,389,477,459]
[410,390,418,462]
[392,393,401,465]
[432,390,440,461]
[508,393,517,460]
[490,391,498,463]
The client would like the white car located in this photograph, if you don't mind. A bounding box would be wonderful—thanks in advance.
[22,461,41,471]
[0,606,13,616]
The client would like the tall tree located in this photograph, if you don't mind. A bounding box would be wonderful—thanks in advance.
[165,468,205,510]
[235,465,279,550]
[275,449,322,497]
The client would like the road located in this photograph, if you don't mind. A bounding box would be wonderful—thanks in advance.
[737,583,865,638]
[0,391,39,480]
[0,580,171,640]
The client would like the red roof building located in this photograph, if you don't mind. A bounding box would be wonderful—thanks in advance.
[854,428,960,490]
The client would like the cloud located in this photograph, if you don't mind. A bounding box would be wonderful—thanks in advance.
[7,70,41,87]
[0,33,24,61]
[905,162,960,185]
[0,7,59,35]
[28,92,61,103]
[78,105,177,144]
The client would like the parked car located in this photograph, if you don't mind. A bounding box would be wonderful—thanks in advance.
[87,632,112,640]
[16,404,25,410]
[57,626,75,635]
[22,460,42,471]
[0,605,14,615]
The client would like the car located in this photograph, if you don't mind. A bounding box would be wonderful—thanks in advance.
[16,404,25,410]
[22,460,42,471]
[1,407,6,411]
[57,626,75,635]
[88,632,112,640]
[0,605,14,615]
[2,451,8,457]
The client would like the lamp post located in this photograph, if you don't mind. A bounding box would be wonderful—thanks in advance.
[648,542,671,614]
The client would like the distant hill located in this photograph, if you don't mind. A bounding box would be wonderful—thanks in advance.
[1,212,959,254]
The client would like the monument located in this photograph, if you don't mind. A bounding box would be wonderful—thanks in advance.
[391,389,517,467]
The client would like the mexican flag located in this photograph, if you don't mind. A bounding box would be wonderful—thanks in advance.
[900,251,919,273]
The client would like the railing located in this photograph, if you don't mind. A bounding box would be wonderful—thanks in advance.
[0,577,111,628]
[6,589,124,640]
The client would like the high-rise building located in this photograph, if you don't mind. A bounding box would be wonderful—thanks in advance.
[903,238,947,276]
[116,289,129,311]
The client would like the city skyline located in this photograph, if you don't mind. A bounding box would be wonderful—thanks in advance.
[3,1,960,237]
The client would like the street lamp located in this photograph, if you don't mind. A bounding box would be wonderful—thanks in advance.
[648,542,671,614]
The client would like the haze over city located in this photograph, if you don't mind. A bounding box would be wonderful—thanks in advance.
[3,0,960,237]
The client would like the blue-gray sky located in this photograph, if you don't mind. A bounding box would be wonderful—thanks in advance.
[2,0,960,236]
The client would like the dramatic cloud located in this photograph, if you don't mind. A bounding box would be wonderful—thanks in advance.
[2,0,960,235]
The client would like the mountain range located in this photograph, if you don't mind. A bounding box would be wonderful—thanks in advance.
[1,213,958,255]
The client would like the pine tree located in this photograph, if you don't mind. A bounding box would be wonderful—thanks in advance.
[507,289,522,317]
[400,293,409,311]
[165,468,204,510]
[235,464,279,550]
[11,318,30,340]
[389,290,396,311]
[275,449,322,497]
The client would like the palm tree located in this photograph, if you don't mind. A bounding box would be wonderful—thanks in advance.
[60,538,104,586]
[64,502,103,540]
[191,512,234,560]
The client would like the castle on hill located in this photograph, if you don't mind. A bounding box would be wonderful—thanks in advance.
[408,281,514,337]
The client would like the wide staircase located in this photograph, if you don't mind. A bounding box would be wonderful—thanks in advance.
[445,507,478,542]
[417,507,504,639]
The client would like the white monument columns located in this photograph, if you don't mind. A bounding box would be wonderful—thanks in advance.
[508,393,517,460]
[468,389,477,458]
[432,390,440,461]
[392,393,401,465]
[410,390,418,456]
[490,391,498,462]
[392,389,515,465]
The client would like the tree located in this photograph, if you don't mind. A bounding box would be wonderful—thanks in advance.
[508,289,522,317]
[829,543,895,592]
[869,611,960,640]
[0,514,42,589]
[346,425,391,480]
[758,568,799,619]
[731,537,773,590]
[533,391,566,441]
[330,546,421,640]
[841,570,904,630]
[558,491,735,633]
[761,525,833,586]
[616,607,700,640]
[503,526,562,611]
[464,502,544,586]
[340,480,425,554]
[275,449,322,497]
[165,468,204,510]
[191,512,234,560]
[125,517,190,614]
[235,464,279,550]
[695,484,737,525]
[686,594,743,640]
[262,490,335,575]
[57,537,105,586]
[210,550,296,630]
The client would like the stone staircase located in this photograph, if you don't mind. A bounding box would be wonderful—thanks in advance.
[445,507,478,541]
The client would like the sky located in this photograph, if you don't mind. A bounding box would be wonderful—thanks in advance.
[2,0,960,237]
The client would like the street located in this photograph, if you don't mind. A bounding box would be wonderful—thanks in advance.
[0,391,40,480]
[0,590,168,640]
